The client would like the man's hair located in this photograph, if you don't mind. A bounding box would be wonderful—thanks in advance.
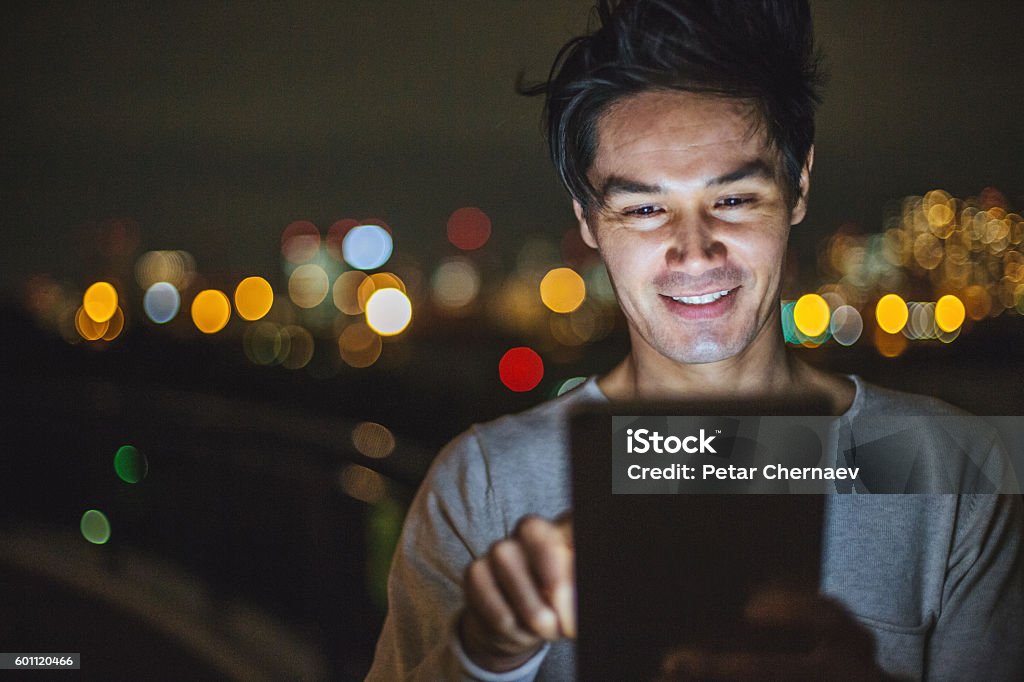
[527,0,827,212]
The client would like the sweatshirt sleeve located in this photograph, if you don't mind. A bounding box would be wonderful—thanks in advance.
[365,428,550,682]
[926,438,1024,680]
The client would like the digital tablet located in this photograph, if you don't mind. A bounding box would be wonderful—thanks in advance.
[570,397,832,682]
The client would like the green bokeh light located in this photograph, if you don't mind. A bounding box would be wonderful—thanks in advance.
[554,376,587,398]
[80,509,111,545]
[781,301,799,343]
[114,445,148,484]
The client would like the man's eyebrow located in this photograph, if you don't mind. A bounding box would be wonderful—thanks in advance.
[596,159,775,201]
[598,176,665,199]
[705,159,774,187]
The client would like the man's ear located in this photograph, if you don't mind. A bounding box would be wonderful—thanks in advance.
[790,145,814,226]
[574,199,599,249]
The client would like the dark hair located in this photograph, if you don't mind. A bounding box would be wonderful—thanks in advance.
[524,0,827,212]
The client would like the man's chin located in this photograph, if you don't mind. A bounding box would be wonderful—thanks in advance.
[660,339,743,365]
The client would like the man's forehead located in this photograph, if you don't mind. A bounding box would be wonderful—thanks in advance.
[589,91,781,190]
[595,90,769,161]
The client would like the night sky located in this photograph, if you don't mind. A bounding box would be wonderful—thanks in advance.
[2,0,1021,292]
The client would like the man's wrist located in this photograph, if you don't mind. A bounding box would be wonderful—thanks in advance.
[455,612,549,680]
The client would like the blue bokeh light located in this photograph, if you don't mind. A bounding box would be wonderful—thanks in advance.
[342,225,393,270]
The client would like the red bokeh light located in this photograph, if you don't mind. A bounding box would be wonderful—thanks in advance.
[447,207,492,251]
[978,186,1008,211]
[281,220,321,264]
[499,347,544,392]
[359,217,392,234]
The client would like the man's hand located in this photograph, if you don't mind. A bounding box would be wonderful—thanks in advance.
[459,514,576,673]
[656,588,893,681]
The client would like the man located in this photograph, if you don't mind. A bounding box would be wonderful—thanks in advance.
[367,1,1023,679]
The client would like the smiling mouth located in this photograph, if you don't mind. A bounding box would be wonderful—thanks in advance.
[667,287,739,305]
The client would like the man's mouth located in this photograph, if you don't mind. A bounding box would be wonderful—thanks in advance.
[667,287,738,305]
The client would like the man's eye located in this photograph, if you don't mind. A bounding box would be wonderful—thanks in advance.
[625,205,663,217]
[716,197,752,208]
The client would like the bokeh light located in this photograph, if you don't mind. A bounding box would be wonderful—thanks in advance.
[244,322,288,366]
[191,289,232,334]
[352,422,396,459]
[962,285,992,320]
[80,509,111,545]
[135,251,195,290]
[937,326,961,344]
[904,302,938,340]
[234,277,274,321]
[499,347,544,392]
[780,301,799,343]
[101,306,125,341]
[326,219,361,261]
[365,288,412,336]
[75,306,108,341]
[793,294,830,337]
[357,273,406,312]
[490,276,545,336]
[875,294,909,334]
[338,322,382,368]
[339,464,387,504]
[83,282,118,323]
[829,305,863,346]
[539,267,587,314]
[114,445,148,484]
[556,376,588,396]
[144,282,181,324]
[912,233,943,270]
[343,224,393,270]
[447,207,492,251]
[288,264,330,309]
[281,220,321,264]
[431,257,480,312]
[333,271,368,315]
[874,326,908,358]
[281,325,315,369]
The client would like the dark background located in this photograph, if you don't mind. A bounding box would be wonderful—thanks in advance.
[1,2,1022,680]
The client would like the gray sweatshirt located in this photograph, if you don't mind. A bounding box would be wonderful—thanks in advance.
[366,375,1024,681]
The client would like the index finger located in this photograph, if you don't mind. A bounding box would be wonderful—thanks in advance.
[514,515,576,638]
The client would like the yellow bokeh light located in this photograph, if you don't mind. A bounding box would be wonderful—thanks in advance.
[352,422,396,459]
[539,267,586,313]
[338,322,382,367]
[962,284,992,320]
[934,295,965,333]
[75,306,109,340]
[288,264,330,309]
[339,464,387,504]
[365,288,412,336]
[101,306,125,341]
[357,272,407,312]
[874,326,908,358]
[234,277,274,321]
[793,294,830,337]
[83,282,118,323]
[912,233,943,270]
[875,294,909,334]
[333,271,368,315]
[191,289,232,334]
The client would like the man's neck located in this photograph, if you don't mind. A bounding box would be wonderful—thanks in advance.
[597,336,855,416]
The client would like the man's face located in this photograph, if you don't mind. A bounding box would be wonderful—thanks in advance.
[576,90,810,365]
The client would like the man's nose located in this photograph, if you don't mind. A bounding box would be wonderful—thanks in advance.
[664,214,726,275]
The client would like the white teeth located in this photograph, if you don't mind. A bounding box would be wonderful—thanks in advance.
[671,289,731,305]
